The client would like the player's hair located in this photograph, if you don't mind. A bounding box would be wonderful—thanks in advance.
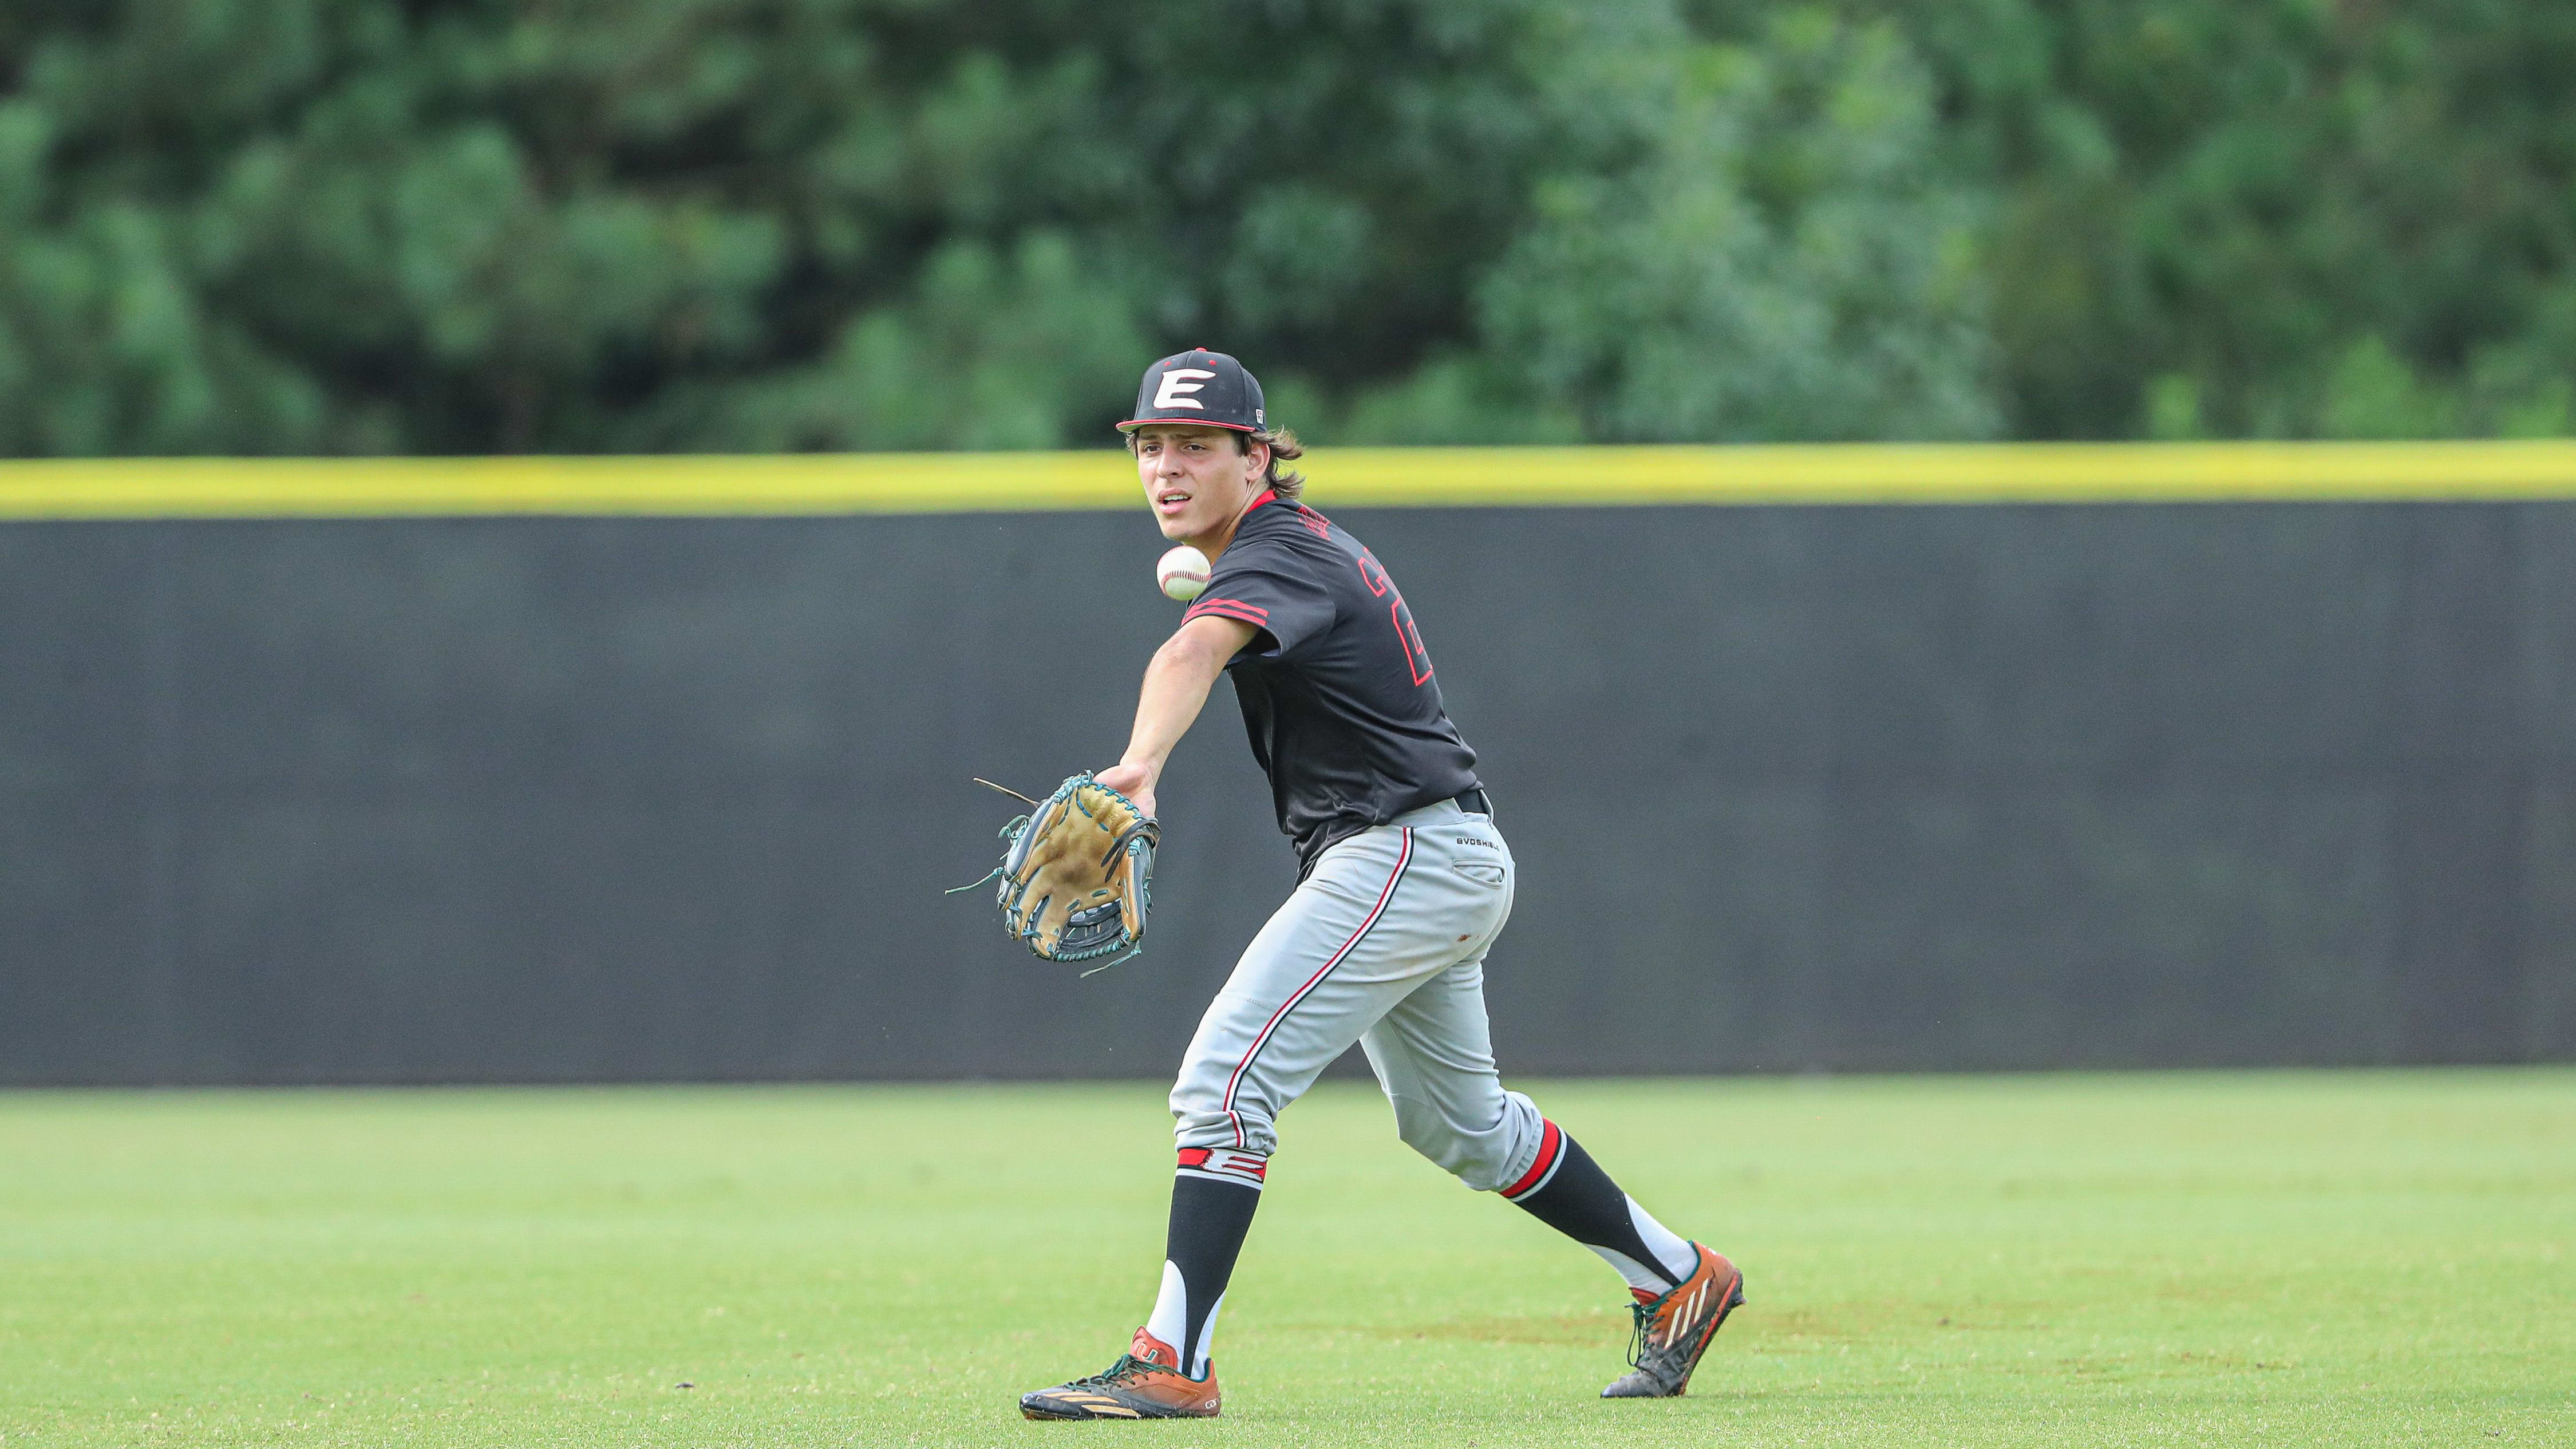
[1240,427,1306,500]
[1126,425,1307,499]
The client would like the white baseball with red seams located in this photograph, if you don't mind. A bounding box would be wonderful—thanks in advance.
[1165,797,1548,1191]
[1157,544,1212,602]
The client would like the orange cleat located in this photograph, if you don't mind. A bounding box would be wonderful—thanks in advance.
[1601,1242,1745,1398]
[1019,1328,1221,1420]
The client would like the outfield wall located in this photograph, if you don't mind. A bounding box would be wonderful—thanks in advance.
[3,445,2573,1084]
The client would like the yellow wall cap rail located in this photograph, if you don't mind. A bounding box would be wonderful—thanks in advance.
[4,440,2575,519]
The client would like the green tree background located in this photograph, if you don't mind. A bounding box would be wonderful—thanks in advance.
[1,1,2567,455]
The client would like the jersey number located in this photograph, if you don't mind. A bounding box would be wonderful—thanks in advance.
[1355,549,1434,686]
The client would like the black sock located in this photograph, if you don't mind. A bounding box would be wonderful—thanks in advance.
[1501,1122,1696,1291]
[1147,1151,1264,1377]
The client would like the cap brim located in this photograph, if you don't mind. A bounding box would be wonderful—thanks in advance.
[1117,417,1258,433]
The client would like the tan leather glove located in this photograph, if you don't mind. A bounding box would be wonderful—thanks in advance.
[979,774,1157,972]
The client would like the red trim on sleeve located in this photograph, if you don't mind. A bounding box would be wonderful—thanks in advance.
[1184,598,1270,627]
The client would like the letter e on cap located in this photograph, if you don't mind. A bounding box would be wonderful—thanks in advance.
[1153,369,1215,410]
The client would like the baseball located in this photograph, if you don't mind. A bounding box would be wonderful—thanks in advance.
[1157,544,1212,602]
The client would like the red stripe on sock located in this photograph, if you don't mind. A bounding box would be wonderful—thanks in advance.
[1499,1119,1564,1200]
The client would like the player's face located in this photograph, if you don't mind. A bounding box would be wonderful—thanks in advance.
[1132,425,1268,542]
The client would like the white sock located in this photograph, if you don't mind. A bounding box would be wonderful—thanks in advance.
[1627,1195,1698,1284]
[1143,1260,1225,1378]
[1587,1196,1697,1294]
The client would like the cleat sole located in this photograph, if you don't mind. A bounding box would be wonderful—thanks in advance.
[1020,1393,1211,1421]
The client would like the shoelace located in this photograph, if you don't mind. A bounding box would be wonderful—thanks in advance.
[1066,1354,1157,1391]
[1618,1299,1659,1361]
[1628,1266,1716,1375]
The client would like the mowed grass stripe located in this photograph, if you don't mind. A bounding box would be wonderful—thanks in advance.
[1,1071,2569,1447]
[5,440,2576,518]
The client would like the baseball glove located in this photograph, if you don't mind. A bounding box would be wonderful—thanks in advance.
[954,773,1158,974]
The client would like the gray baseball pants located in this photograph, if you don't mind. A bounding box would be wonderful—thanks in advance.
[1170,799,1548,1192]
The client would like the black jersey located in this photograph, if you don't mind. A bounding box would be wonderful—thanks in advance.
[1182,491,1480,868]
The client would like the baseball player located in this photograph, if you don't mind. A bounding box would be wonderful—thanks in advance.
[1018,350,1743,1420]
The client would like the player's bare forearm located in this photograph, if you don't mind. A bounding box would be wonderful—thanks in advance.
[1097,615,1255,816]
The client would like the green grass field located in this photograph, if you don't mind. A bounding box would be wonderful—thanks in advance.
[3,1071,2570,1447]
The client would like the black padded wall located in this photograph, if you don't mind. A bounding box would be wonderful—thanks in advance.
[3,503,2569,1084]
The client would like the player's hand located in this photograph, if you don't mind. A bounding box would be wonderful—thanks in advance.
[1096,762,1156,819]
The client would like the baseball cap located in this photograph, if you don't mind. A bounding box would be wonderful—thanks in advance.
[1118,348,1266,433]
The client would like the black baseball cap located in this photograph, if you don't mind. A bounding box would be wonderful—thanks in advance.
[1117,348,1266,433]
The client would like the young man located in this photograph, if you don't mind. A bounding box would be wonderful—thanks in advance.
[1017,350,1742,1421]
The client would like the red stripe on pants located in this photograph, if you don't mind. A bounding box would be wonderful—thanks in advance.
[1219,829,1413,1148]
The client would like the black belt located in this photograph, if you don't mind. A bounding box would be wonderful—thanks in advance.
[1451,787,1493,817]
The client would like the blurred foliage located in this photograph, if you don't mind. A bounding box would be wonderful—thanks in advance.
[0,1,2567,453]
[1779,0,2576,440]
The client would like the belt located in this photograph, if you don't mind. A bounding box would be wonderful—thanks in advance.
[1451,786,1493,817]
